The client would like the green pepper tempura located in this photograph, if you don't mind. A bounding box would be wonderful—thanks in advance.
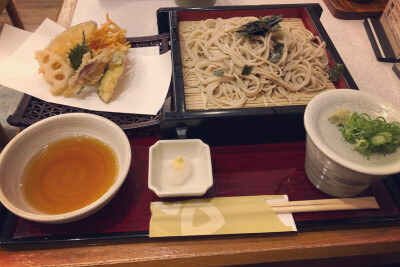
[329,109,400,159]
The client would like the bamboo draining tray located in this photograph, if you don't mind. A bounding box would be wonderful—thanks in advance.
[180,18,336,110]
[185,87,335,110]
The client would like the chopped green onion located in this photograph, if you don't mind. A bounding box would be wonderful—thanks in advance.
[354,139,369,155]
[371,132,392,146]
[329,111,400,159]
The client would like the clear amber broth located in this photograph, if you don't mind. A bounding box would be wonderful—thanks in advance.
[23,135,118,215]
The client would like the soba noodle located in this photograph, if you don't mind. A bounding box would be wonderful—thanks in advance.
[179,17,333,110]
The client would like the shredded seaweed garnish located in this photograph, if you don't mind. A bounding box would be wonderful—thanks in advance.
[236,15,283,37]
[269,43,284,63]
[328,63,344,83]
[241,65,253,75]
[330,111,400,159]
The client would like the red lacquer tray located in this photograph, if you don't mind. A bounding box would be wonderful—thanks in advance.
[0,134,399,245]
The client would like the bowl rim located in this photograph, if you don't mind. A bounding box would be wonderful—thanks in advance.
[304,89,400,176]
[148,139,214,197]
[0,113,131,223]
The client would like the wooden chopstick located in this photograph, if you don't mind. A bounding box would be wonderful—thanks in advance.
[269,197,379,214]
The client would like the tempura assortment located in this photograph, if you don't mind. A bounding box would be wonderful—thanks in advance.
[35,15,130,103]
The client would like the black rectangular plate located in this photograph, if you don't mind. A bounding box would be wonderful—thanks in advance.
[157,4,358,146]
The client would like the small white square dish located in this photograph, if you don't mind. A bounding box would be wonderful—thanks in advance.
[148,139,213,197]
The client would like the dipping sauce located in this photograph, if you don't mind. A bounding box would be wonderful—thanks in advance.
[23,135,118,214]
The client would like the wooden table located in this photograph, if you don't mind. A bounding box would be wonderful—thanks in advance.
[1,0,400,266]
[1,225,400,266]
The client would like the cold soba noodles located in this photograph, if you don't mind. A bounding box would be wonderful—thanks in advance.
[179,16,335,110]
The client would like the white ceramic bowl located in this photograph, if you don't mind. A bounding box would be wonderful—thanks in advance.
[304,89,400,197]
[148,139,213,197]
[0,113,131,223]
